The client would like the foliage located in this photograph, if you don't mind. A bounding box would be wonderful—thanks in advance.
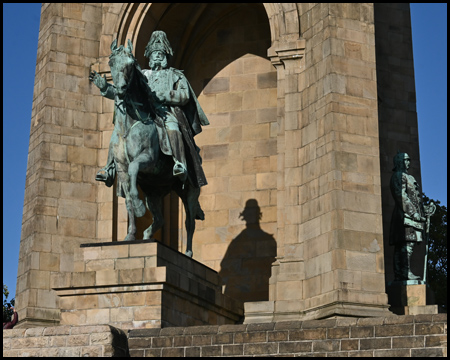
[3,284,15,322]
[423,195,447,311]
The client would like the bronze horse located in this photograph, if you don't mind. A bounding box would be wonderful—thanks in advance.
[102,39,204,257]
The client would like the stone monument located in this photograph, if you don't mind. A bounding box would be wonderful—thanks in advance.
[15,4,426,328]
[50,32,243,329]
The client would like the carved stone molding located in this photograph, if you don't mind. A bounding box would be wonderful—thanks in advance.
[268,39,306,70]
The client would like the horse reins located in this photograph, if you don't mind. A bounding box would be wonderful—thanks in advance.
[116,96,146,164]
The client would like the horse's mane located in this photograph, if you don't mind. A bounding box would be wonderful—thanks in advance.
[130,61,152,105]
[110,47,155,117]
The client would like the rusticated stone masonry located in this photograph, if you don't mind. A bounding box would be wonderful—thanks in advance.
[3,325,128,357]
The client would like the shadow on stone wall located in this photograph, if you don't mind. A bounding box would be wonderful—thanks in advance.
[219,199,276,303]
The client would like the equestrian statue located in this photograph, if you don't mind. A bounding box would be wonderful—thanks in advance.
[89,32,209,257]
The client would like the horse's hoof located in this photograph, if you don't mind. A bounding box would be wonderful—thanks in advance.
[95,171,107,182]
[96,170,114,187]
[133,198,146,217]
[185,250,193,258]
[196,207,205,220]
[125,234,136,241]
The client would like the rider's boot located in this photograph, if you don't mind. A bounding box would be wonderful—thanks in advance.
[167,130,188,183]
[393,246,403,281]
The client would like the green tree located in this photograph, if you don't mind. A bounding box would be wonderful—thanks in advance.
[423,195,447,311]
[3,284,15,322]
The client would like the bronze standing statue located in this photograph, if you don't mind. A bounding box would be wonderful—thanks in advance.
[89,32,209,257]
[389,152,435,281]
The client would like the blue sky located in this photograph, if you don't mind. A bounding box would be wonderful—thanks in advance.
[2,4,447,302]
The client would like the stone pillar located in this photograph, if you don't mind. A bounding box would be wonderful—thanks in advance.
[266,39,308,318]
[15,3,104,327]
[245,4,393,323]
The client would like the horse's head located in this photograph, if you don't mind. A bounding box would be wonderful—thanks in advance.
[109,39,137,99]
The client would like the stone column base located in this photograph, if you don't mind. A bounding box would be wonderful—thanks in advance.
[53,240,243,329]
[244,300,392,324]
[244,301,275,324]
[403,305,438,315]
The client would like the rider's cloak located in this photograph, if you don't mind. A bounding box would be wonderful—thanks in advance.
[142,67,209,188]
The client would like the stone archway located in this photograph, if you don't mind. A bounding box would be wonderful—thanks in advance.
[113,3,302,53]
[111,4,280,285]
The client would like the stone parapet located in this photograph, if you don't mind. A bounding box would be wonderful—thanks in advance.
[128,314,447,357]
[4,314,446,357]
[3,325,128,357]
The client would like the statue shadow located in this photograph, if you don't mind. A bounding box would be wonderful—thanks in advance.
[219,199,277,303]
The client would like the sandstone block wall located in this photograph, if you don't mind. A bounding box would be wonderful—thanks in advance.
[3,325,128,357]
[128,314,447,357]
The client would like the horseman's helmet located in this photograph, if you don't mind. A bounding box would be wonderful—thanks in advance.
[145,31,173,59]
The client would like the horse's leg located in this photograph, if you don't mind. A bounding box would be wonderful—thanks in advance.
[178,185,202,258]
[116,167,137,241]
[96,130,118,187]
[184,208,194,258]
[127,153,152,217]
[124,196,137,241]
[143,191,165,240]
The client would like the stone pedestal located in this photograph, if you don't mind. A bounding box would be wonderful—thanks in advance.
[386,281,438,315]
[52,240,243,330]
